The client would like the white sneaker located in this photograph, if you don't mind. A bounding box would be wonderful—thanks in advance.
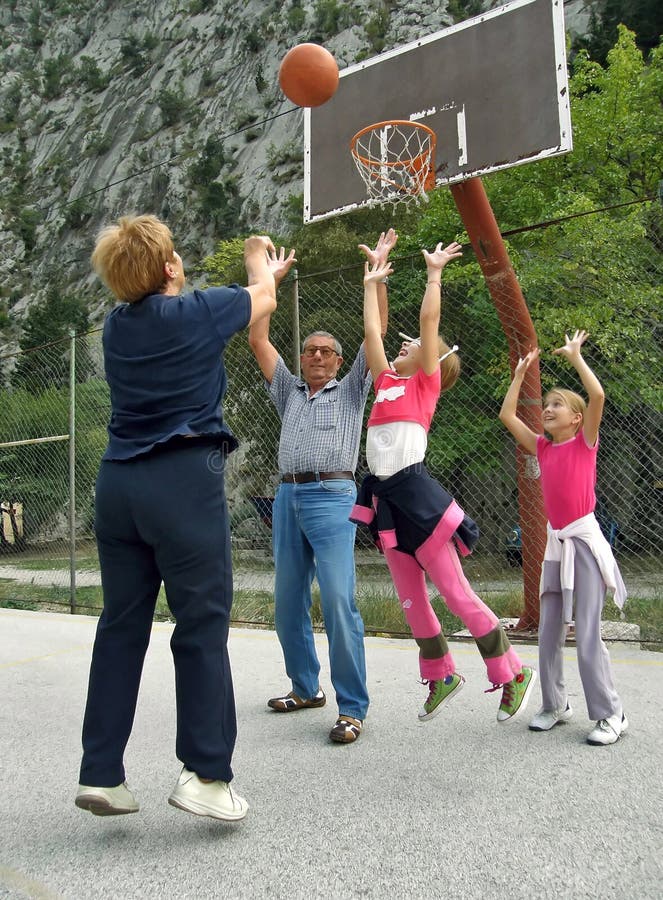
[168,767,248,821]
[75,782,139,816]
[587,712,628,746]
[529,704,573,732]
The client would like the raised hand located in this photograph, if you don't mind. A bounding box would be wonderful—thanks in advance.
[268,246,297,285]
[358,228,398,266]
[552,329,589,362]
[514,347,540,377]
[363,259,393,285]
[422,240,463,273]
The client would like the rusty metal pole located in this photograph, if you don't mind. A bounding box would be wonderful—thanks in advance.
[450,177,545,630]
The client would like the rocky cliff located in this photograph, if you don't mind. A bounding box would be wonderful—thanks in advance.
[0,0,591,340]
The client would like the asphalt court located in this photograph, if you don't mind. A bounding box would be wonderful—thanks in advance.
[1,607,662,899]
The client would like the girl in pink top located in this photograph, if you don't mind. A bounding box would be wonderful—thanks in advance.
[500,331,627,746]
[360,242,536,725]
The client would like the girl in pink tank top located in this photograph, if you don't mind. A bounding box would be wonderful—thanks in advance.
[500,331,627,746]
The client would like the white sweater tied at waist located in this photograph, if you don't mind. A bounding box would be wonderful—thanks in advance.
[541,512,627,623]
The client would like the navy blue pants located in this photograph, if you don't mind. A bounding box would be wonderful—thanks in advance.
[79,441,236,786]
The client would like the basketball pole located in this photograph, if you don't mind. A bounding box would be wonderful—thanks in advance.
[449,177,546,631]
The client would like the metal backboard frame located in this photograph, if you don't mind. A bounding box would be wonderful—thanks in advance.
[304,0,571,222]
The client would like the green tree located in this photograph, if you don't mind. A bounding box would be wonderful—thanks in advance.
[201,237,247,285]
[16,207,40,253]
[402,26,663,416]
[390,27,663,486]
[159,87,187,126]
[188,136,226,186]
[78,56,108,92]
[43,55,70,99]
[576,0,662,63]
[0,376,110,544]
[1,79,22,126]
[0,387,70,543]
[287,0,306,31]
[12,285,93,392]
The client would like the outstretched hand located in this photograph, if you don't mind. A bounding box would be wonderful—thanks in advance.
[514,347,540,377]
[268,246,297,285]
[552,329,589,362]
[358,228,398,266]
[422,240,463,272]
[364,259,393,285]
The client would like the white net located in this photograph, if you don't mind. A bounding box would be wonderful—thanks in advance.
[350,120,436,207]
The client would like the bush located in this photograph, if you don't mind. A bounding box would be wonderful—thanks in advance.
[159,88,187,126]
[43,55,70,100]
[287,2,306,31]
[78,56,108,93]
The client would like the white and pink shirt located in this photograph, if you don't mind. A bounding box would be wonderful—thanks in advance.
[366,368,440,478]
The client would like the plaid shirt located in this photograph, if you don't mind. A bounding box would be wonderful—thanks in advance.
[268,345,372,474]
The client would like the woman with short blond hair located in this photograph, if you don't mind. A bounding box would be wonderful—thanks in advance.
[76,214,295,821]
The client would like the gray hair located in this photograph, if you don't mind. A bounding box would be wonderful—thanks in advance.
[302,331,343,356]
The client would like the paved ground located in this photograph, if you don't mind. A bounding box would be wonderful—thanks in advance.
[1,607,662,900]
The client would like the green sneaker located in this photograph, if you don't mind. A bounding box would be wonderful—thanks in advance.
[418,673,465,721]
[496,666,537,723]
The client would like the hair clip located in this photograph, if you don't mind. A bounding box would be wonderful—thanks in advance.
[439,345,459,362]
[398,332,459,361]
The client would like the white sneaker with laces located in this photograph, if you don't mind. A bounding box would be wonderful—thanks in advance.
[75,782,139,816]
[587,712,628,746]
[168,767,248,821]
[529,704,573,732]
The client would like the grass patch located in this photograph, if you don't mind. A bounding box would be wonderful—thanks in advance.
[0,556,100,571]
[604,594,663,647]
[1,579,661,650]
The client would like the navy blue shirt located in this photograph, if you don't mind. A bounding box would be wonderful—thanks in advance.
[102,286,251,460]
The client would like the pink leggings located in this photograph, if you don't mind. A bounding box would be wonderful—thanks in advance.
[383,526,522,685]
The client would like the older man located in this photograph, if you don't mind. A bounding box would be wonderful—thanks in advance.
[248,231,397,743]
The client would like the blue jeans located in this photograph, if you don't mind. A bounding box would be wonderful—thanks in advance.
[272,479,369,720]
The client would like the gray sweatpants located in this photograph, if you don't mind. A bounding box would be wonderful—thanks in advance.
[539,538,622,721]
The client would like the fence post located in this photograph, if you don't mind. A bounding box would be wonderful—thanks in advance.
[68,329,77,615]
[292,268,301,377]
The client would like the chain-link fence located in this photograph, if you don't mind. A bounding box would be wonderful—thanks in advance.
[1,206,661,646]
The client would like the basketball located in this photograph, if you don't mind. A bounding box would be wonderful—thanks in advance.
[278,43,339,108]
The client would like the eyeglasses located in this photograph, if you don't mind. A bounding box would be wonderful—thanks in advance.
[302,346,338,358]
[398,332,459,362]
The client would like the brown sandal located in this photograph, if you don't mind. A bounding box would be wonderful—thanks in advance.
[329,716,363,743]
[267,689,326,712]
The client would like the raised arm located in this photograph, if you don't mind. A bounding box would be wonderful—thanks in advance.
[419,241,463,375]
[244,235,276,326]
[499,349,540,455]
[363,259,393,382]
[552,330,605,446]
[247,244,296,384]
[358,228,398,338]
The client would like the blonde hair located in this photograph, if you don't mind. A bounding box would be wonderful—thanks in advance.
[439,337,460,393]
[544,388,586,432]
[91,214,175,302]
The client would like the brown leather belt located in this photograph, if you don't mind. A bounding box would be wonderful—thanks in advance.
[281,471,354,484]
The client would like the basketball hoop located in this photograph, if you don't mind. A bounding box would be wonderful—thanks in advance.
[350,120,436,208]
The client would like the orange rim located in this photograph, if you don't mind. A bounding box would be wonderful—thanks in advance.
[350,120,437,193]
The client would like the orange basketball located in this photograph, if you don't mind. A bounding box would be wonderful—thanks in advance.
[278,43,339,108]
